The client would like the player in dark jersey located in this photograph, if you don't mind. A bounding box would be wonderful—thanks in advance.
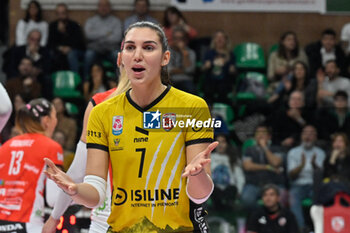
[0,98,63,233]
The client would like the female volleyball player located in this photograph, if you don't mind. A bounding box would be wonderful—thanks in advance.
[45,21,217,232]
[0,83,12,132]
[43,73,130,233]
[0,98,63,233]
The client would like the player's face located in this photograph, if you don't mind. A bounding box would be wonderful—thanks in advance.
[262,189,279,209]
[121,27,170,86]
[44,107,58,138]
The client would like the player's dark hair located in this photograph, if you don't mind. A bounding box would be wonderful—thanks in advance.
[16,98,53,134]
[123,21,170,85]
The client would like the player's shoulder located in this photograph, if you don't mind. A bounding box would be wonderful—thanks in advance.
[168,86,208,108]
[91,88,117,106]
[93,91,127,113]
[36,134,62,151]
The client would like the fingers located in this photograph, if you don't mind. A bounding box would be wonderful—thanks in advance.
[44,158,61,173]
[204,141,219,155]
[181,159,211,178]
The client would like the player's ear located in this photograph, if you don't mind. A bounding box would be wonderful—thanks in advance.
[117,52,123,67]
[40,115,50,130]
[161,50,170,66]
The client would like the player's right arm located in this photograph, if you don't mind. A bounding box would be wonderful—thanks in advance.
[45,105,109,208]
[42,102,95,233]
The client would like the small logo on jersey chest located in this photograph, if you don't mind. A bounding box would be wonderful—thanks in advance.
[162,113,176,131]
[114,138,120,146]
[143,110,161,129]
[112,116,123,136]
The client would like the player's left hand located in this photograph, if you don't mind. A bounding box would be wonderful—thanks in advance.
[182,141,218,178]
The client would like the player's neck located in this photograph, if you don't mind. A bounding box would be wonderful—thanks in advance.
[130,81,166,108]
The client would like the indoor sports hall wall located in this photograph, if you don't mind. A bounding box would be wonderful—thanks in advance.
[8,0,350,53]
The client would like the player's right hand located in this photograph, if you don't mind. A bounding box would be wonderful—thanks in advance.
[44,158,78,196]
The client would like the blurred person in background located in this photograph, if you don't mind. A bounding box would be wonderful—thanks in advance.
[48,3,85,73]
[305,29,346,78]
[83,62,109,102]
[163,6,198,46]
[316,60,350,108]
[168,26,196,94]
[267,31,308,83]
[287,125,326,229]
[202,30,236,105]
[83,0,122,81]
[15,0,48,47]
[210,134,244,210]
[124,0,158,30]
[52,98,77,151]
[315,90,350,141]
[241,124,285,210]
[5,57,41,102]
[246,184,299,233]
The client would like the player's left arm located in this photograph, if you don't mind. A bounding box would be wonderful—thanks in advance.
[183,141,218,203]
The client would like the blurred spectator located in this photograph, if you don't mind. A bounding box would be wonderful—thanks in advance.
[316,60,350,108]
[315,91,350,141]
[168,26,196,94]
[163,6,197,46]
[267,31,308,83]
[241,124,285,210]
[8,30,51,79]
[1,93,31,143]
[84,0,122,81]
[246,184,299,233]
[268,61,313,108]
[305,28,346,78]
[210,134,244,210]
[48,3,85,73]
[53,130,75,171]
[341,22,350,55]
[83,62,109,102]
[123,0,158,30]
[323,133,350,187]
[287,125,326,229]
[5,57,41,101]
[202,30,236,104]
[15,0,48,47]
[52,97,77,151]
[267,91,313,148]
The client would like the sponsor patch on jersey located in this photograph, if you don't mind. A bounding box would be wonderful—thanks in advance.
[162,113,176,131]
[114,138,120,146]
[112,116,124,136]
[143,110,161,129]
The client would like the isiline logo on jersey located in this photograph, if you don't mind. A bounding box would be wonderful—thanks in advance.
[112,116,123,136]
[143,110,161,129]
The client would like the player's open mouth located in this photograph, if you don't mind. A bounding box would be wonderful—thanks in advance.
[132,67,146,72]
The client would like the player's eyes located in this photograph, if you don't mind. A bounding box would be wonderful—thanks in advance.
[144,45,155,51]
[124,45,135,51]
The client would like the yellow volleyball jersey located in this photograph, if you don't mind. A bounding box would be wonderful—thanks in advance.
[87,86,214,232]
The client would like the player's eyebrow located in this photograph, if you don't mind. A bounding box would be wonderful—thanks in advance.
[124,40,158,45]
